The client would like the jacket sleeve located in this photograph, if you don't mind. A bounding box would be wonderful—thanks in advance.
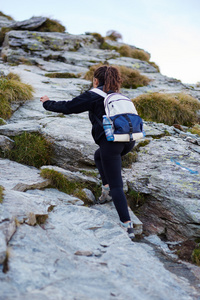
[43,91,92,114]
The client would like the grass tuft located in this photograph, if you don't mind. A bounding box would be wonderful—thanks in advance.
[37,18,65,32]
[192,248,200,266]
[122,152,138,168]
[188,124,200,136]
[133,92,200,126]
[0,11,13,20]
[0,118,6,125]
[0,132,53,168]
[40,168,101,205]
[45,72,81,79]
[118,45,150,62]
[118,65,150,88]
[0,186,4,203]
[0,73,34,119]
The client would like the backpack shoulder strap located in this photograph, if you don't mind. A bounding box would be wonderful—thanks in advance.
[90,88,107,127]
[90,88,107,98]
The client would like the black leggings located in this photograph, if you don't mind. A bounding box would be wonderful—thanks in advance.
[94,136,135,222]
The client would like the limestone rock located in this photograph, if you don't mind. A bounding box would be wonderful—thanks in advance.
[0,16,13,29]
[125,136,200,240]
[0,205,198,299]
[41,165,99,185]
[0,231,6,264]
[7,16,47,30]
[2,30,100,64]
[108,56,158,73]
[0,135,14,151]
[82,188,96,204]
[0,158,50,190]
[1,26,200,299]
[0,220,16,243]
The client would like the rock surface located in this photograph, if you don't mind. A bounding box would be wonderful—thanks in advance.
[7,16,47,30]
[0,157,199,299]
[0,22,200,299]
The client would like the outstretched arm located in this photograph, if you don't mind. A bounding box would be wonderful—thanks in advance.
[40,91,93,115]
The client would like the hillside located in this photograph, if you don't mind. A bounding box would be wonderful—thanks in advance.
[0,14,200,299]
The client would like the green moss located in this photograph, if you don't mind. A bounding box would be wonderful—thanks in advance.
[34,35,46,43]
[40,168,101,205]
[192,248,200,266]
[45,72,81,79]
[134,139,150,152]
[122,152,138,168]
[0,72,34,119]
[126,188,147,212]
[90,32,105,45]
[133,92,200,126]
[37,18,65,33]
[100,42,117,50]
[0,186,4,203]
[0,118,6,125]
[121,140,151,169]
[0,132,53,168]
[79,170,99,177]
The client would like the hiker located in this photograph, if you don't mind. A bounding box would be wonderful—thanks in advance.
[40,65,135,239]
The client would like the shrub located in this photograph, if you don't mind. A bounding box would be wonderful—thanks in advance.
[0,72,34,119]
[1,132,53,168]
[84,64,150,89]
[37,18,65,33]
[118,45,150,62]
[0,186,4,203]
[133,93,200,126]
[45,72,81,78]
[106,30,123,41]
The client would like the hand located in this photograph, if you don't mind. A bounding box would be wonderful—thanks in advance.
[40,95,50,103]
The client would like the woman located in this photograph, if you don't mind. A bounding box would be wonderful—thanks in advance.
[40,65,135,239]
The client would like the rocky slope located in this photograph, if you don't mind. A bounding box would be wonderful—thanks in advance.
[0,15,200,299]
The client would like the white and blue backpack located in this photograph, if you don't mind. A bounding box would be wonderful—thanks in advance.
[91,88,144,142]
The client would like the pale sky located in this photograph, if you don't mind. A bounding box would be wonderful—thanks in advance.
[1,0,200,84]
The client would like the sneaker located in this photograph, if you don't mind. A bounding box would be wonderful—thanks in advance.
[98,186,112,204]
[121,221,135,240]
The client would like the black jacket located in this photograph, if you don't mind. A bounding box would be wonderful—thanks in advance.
[43,86,106,144]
